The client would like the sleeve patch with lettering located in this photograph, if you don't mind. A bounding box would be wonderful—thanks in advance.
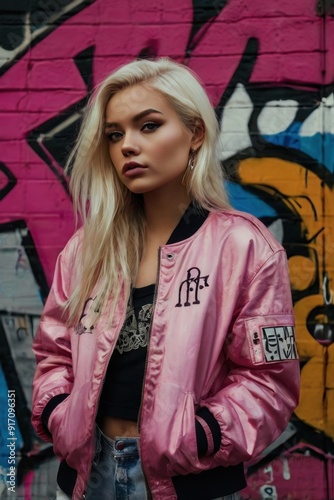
[260,326,298,363]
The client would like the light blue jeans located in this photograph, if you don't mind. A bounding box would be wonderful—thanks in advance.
[86,427,148,499]
[56,425,240,500]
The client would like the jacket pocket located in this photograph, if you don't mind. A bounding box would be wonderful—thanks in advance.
[166,392,203,476]
[48,395,71,460]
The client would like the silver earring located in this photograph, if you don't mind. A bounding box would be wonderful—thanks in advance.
[182,149,197,186]
[188,149,196,171]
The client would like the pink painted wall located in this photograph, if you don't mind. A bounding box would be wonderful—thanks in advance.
[0,0,329,279]
[0,0,333,498]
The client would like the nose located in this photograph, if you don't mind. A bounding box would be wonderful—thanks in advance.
[121,132,140,157]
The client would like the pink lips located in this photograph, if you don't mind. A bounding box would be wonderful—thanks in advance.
[122,162,147,177]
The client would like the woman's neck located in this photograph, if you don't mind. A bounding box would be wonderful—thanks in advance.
[143,188,191,241]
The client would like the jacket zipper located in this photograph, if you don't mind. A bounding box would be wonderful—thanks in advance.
[137,247,161,433]
[137,247,161,499]
[98,289,130,396]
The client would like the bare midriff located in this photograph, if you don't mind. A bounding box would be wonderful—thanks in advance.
[101,416,139,439]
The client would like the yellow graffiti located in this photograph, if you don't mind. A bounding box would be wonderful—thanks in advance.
[239,157,334,436]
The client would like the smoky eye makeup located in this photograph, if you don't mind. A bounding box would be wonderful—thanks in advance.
[141,121,162,131]
[104,118,162,141]
[103,109,164,141]
[105,129,123,142]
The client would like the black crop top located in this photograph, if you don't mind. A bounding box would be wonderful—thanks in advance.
[97,283,155,422]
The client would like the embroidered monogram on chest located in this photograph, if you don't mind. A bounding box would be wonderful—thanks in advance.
[175,267,209,307]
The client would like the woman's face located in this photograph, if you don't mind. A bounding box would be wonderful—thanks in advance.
[104,84,201,195]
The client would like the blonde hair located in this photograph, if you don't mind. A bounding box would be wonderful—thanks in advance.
[65,57,230,324]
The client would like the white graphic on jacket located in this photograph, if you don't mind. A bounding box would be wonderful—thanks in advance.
[116,303,153,353]
[76,297,98,335]
[261,326,298,362]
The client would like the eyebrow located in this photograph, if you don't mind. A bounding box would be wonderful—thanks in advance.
[104,108,163,128]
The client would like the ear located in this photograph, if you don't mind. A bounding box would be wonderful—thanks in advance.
[190,118,205,150]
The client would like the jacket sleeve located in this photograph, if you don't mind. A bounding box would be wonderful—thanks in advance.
[31,245,76,443]
[203,248,300,466]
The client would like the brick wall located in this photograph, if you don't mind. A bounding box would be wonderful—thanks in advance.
[0,0,333,498]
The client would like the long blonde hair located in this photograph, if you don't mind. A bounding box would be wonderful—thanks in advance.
[65,57,230,324]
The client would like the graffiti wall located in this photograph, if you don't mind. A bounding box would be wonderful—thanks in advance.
[0,0,333,498]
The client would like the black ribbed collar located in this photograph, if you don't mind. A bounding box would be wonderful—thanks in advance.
[166,202,209,245]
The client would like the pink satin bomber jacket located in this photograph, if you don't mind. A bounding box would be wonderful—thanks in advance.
[31,208,300,499]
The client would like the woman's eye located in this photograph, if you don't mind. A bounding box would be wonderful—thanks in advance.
[142,122,160,132]
[107,131,123,143]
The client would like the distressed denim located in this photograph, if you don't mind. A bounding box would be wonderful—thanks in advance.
[85,426,148,500]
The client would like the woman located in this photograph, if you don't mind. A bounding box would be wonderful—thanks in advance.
[31,58,300,500]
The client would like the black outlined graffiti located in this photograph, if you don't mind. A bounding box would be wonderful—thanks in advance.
[0,0,95,76]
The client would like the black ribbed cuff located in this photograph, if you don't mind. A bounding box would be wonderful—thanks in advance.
[41,393,70,435]
[195,407,221,456]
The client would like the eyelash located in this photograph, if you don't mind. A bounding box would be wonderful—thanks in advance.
[142,121,160,132]
[107,131,122,143]
[106,121,161,143]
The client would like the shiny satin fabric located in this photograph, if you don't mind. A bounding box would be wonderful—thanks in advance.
[32,209,300,500]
